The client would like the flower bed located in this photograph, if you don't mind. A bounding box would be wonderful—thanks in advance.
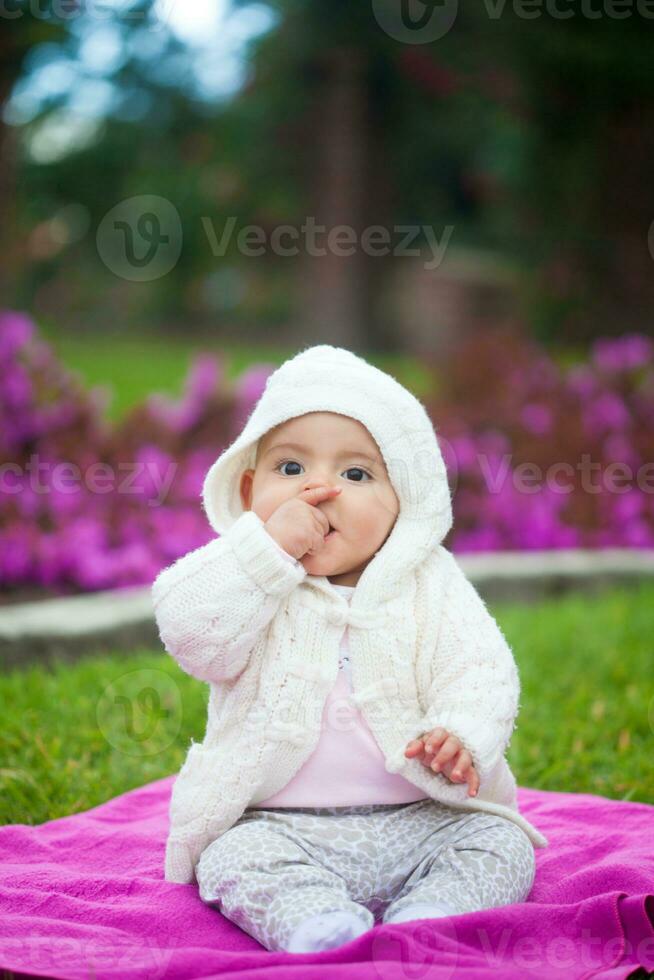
[1,312,652,598]
[0,312,268,597]
[427,325,654,551]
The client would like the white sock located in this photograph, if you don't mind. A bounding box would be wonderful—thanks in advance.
[286,908,371,952]
[386,901,457,924]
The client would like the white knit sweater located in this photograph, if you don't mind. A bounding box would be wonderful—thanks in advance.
[151,345,549,885]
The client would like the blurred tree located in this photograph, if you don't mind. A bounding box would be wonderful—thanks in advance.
[3,0,496,347]
[221,0,494,349]
[3,0,216,329]
[486,8,654,343]
[2,0,653,346]
[226,0,654,345]
[0,4,66,302]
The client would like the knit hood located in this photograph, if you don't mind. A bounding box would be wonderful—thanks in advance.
[201,344,453,601]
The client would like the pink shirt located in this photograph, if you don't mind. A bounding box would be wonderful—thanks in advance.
[253,536,429,807]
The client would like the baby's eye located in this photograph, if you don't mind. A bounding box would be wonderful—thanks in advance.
[342,466,372,483]
[276,460,303,477]
[275,460,372,481]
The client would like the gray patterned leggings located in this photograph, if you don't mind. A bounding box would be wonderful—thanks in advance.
[196,798,536,952]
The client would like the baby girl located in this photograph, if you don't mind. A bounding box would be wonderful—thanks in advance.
[151,344,548,953]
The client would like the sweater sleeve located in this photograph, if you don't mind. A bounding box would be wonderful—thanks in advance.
[151,509,307,683]
[420,548,520,784]
[266,533,302,565]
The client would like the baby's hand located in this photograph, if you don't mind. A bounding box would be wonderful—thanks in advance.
[404,728,480,797]
[263,485,342,561]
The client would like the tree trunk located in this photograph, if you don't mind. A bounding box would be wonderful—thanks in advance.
[296,47,375,351]
[0,39,24,308]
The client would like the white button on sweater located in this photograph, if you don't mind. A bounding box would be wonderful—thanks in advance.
[151,344,549,885]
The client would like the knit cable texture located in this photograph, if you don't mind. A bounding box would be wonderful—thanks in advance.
[152,511,547,885]
[151,344,549,884]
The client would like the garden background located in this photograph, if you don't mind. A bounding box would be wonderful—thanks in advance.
[1,0,653,833]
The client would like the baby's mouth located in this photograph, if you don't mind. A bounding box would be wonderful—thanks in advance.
[324,524,338,539]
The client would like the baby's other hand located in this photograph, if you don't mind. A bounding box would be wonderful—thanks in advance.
[405,728,479,797]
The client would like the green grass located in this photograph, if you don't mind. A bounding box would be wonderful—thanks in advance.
[34,314,592,425]
[1,581,652,826]
[35,322,435,423]
[38,328,295,423]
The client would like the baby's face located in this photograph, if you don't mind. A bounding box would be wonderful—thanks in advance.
[239,412,399,586]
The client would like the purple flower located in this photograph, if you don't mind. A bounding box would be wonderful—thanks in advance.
[566,365,596,398]
[2,308,653,590]
[452,526,504,552]
[187,353,223,402]
[583,392,630,436]
[176,447,215,500]
[592,334,654,373]
[73,549,119,591]
[2,363,33,411]
[129,444,177,502]
[446,434,478,471]
[476,429,511,455]
[145,354,222,434]
[232,364,274,432]
[235,364,273,405]
[620,521,653,547]
[0,311,34,363]
[603,433,640,471]
[521,403,552,436]
[0,524,34,584]
[611,489,643,522]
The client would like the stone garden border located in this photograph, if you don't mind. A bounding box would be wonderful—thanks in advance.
[1,548,653,669]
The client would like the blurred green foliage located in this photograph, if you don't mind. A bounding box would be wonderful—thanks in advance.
[3,0,653,343]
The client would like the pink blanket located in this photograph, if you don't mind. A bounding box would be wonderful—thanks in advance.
[0,779,652,979]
